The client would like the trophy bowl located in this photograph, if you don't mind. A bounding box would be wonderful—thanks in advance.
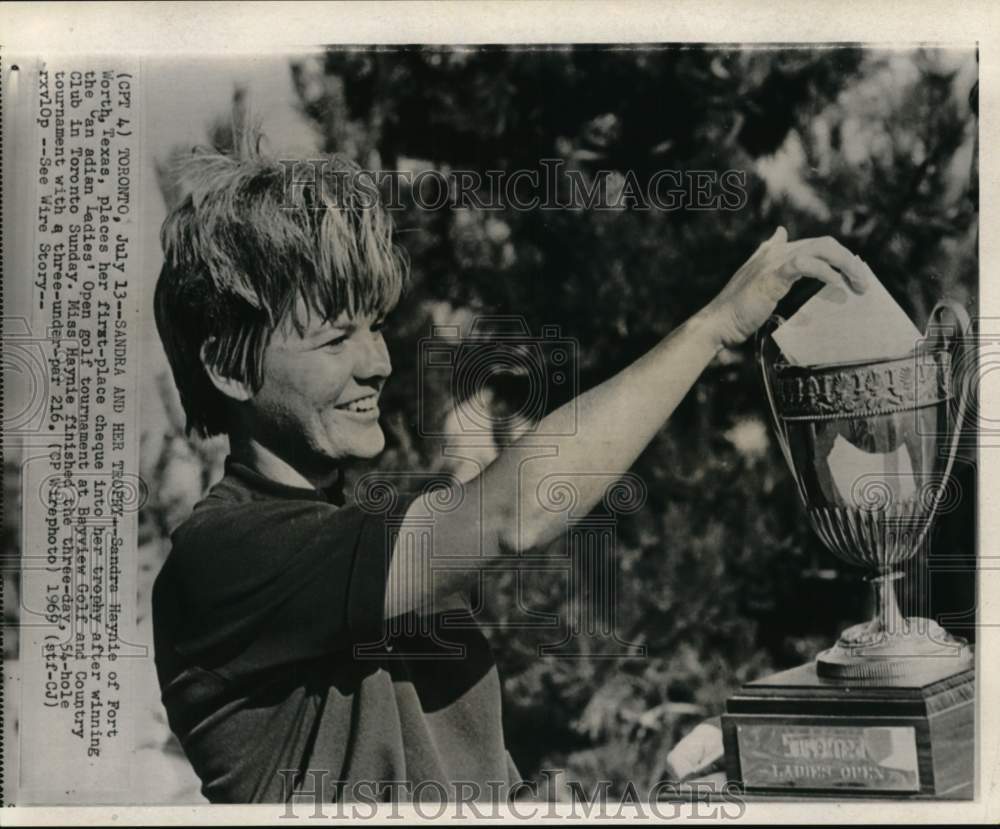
[757,300,973,683]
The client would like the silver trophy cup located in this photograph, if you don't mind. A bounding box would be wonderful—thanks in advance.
[757,300,973,682]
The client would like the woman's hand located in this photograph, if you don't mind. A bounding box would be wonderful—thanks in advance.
[698,227,874,349]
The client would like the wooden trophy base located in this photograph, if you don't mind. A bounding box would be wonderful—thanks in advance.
[721,662,975,798]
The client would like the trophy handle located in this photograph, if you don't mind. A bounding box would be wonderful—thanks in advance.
[924,299,973,519]
[756,315,807,502]
[926,298,972,352]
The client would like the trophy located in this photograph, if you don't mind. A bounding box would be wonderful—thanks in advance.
[721,300,975,798]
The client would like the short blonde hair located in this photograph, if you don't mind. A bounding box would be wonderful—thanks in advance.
[154,134,408,437]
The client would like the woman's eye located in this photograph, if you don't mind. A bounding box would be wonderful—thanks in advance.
[371,320,386,333]
[323,335,348,349]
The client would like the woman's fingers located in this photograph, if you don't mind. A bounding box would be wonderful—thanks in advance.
[751,225,788,259]
[787,236,870,293]
[779,254,853,292]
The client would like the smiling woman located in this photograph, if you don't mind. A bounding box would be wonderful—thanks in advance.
[153,128,407,443]
[214,306,394,488]
[150,110,874,803]
[150,131,524,804]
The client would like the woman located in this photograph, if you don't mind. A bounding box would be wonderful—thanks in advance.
[151,140,871,804]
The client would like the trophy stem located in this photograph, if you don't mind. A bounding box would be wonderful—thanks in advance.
[817,568,973,682]
[871,570,906,638]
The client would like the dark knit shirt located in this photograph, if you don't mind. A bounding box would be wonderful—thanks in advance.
[152,459,519,803]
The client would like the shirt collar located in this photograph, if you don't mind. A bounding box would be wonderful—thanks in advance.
[225,457,346,507]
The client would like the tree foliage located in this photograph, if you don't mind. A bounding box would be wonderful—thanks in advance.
[134,45,978,794]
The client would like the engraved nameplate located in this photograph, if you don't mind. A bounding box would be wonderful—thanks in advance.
[737,724,920,791]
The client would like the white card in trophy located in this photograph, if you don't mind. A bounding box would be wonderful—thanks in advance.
[772,271,923,367]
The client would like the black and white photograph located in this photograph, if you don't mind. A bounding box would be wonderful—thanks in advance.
[1,1,997,823]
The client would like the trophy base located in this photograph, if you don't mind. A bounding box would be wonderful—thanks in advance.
[817,617,974,682]
[722,661,974,798]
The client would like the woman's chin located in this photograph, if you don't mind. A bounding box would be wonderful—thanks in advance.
[316,423,386,464]
[351,429,386,460]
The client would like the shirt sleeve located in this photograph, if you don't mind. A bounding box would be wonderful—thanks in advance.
[164,492,416,680]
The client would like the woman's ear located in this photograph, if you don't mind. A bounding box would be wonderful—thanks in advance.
[200,339,253,402]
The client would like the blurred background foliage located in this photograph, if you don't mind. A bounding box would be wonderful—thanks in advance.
[3,44,978,801]
[278,45,978,793]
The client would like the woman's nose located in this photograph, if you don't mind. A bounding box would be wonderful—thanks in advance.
[356,331,392,380]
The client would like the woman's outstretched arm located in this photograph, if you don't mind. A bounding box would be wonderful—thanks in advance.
[385,228,872,619]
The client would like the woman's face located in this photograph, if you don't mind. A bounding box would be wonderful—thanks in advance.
[245,307,392,479]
